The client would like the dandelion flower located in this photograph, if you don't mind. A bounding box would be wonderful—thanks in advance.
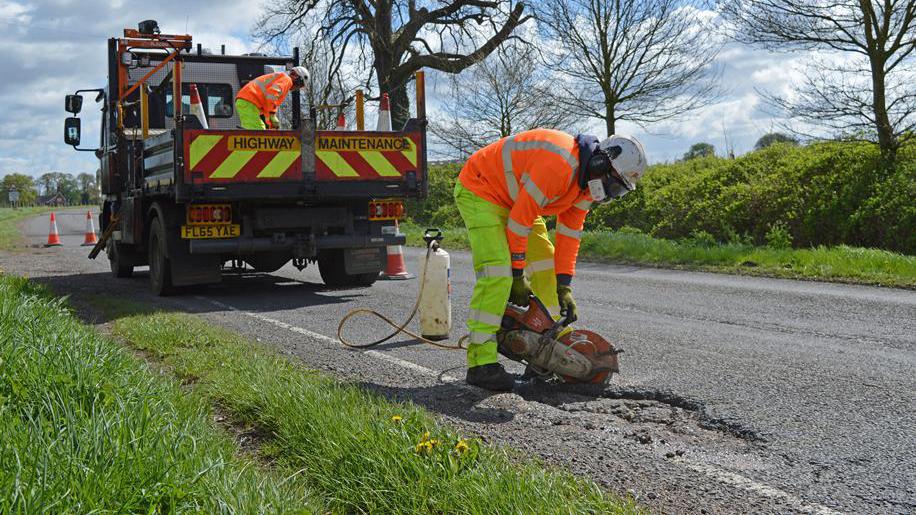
[455,439,470,455]
[391,415,402,423]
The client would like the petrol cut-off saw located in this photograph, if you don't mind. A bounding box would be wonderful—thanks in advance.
[497,296,621,384]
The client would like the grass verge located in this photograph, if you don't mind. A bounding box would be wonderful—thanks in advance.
[0,207,58,251]
[0,274,318,512]
[400,220,916,288]
[85,296,636,514]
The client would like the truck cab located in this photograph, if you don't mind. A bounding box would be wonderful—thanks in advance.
[64,21,427,295]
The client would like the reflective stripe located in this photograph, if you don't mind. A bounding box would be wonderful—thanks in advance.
[470,309,504,327]
[507,218,532,237]
[469,331,496,344]
[501,136,519,200]
[574,199,592,211]
[525,258,554,274]
[254,72,285,103]
[556,223,582,239]
[520,173,548,207]
[475,265,512,279]
[511,140,579,171]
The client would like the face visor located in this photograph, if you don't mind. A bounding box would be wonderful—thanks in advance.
[587,160,633,204]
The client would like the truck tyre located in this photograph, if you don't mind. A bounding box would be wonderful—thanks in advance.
[148,217,175,296]
[108,240,134,278]
[317,249,378,287]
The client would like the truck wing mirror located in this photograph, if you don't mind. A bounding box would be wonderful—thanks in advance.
[65,94,83,114]
[65,117,81,146]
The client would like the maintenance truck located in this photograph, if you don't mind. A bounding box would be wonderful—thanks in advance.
[64,21,427,295]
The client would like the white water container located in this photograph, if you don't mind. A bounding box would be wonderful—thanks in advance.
[420,246,451,340]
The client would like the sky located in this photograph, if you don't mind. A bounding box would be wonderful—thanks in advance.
[0,0,805,178]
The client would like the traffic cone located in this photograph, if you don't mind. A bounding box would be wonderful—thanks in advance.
[189,84,209,129]
[335,111,347,130]
[81,210,98,246]
[376,93,392,131]
[46,212,62,247]
[380,220,411,280]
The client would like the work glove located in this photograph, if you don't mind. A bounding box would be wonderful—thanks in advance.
[557,285,577,324]
[269,114,280,129]
[509,274,533,307]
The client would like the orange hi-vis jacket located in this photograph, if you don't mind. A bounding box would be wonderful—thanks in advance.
[236,72,293,124]
[458,129,593,277]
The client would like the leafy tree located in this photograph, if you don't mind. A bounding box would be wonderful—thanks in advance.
[77,172,99,205]
[256,0,531,130]
[1,174,38,206]
[682,142,715,160]
[755,132,799,150]
[58,174,80,205]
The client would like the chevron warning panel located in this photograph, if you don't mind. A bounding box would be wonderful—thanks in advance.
[183,130,303,182]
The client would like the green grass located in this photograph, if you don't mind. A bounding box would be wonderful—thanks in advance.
[0,275,318,512]
[87,297,636,514]
[400,221,916,288]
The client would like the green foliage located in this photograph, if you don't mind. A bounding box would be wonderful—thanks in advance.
[765,221,793,249]
[0,276,318,512]
[588,140,916,254]
[412,141,915,255]
[0,174,37,206]
[755,132,798,150]
[682,142,715,160]
[408,163,461,226]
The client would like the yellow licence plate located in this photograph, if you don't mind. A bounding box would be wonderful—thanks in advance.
[180,224,240,239]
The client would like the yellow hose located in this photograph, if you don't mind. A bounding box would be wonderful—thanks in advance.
[337,243,468,351]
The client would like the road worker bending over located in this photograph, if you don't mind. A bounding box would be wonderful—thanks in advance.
[235,66,308,130]
[456,129,647,391]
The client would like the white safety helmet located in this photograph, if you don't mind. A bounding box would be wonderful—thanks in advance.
[288,66,309,89]
[599,135,647,190]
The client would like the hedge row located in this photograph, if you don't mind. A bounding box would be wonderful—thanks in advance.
[410,141,915,255]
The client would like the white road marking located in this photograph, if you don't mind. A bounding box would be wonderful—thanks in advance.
[365,350,461,383]
[199,296,339,345]
[678,459,843,515]
[197,295,843,514]
[198,296,462,384]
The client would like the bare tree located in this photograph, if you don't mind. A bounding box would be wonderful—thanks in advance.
[430,44,578,157]
[538,0,722,136]
[721,0,916,164]
[256,1,531,130]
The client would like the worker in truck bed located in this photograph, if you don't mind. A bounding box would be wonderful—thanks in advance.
[235,66,308,130]
[456,129,647,391]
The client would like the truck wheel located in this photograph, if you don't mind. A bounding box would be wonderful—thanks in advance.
[148,217,174,296]
[108,240,134,278]
[317,249,378,287]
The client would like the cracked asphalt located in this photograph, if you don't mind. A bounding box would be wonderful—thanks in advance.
[3,213,914,514]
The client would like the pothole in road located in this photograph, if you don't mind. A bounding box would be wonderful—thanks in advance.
[511,382,762,445]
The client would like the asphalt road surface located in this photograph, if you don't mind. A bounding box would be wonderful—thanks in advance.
[4,213,915,514]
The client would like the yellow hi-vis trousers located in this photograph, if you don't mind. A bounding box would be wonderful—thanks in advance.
[236,98,266,129]
[455,182,560,368]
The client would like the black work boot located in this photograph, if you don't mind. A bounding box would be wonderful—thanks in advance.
[466,363,515,392]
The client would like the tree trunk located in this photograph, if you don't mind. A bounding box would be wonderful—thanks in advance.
[388,86,411,131]
[869,56,897,165]
[375,64,411,131]
[605,102,616,136]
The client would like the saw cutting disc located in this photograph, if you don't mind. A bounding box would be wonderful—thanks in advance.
[557,330,621,384]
